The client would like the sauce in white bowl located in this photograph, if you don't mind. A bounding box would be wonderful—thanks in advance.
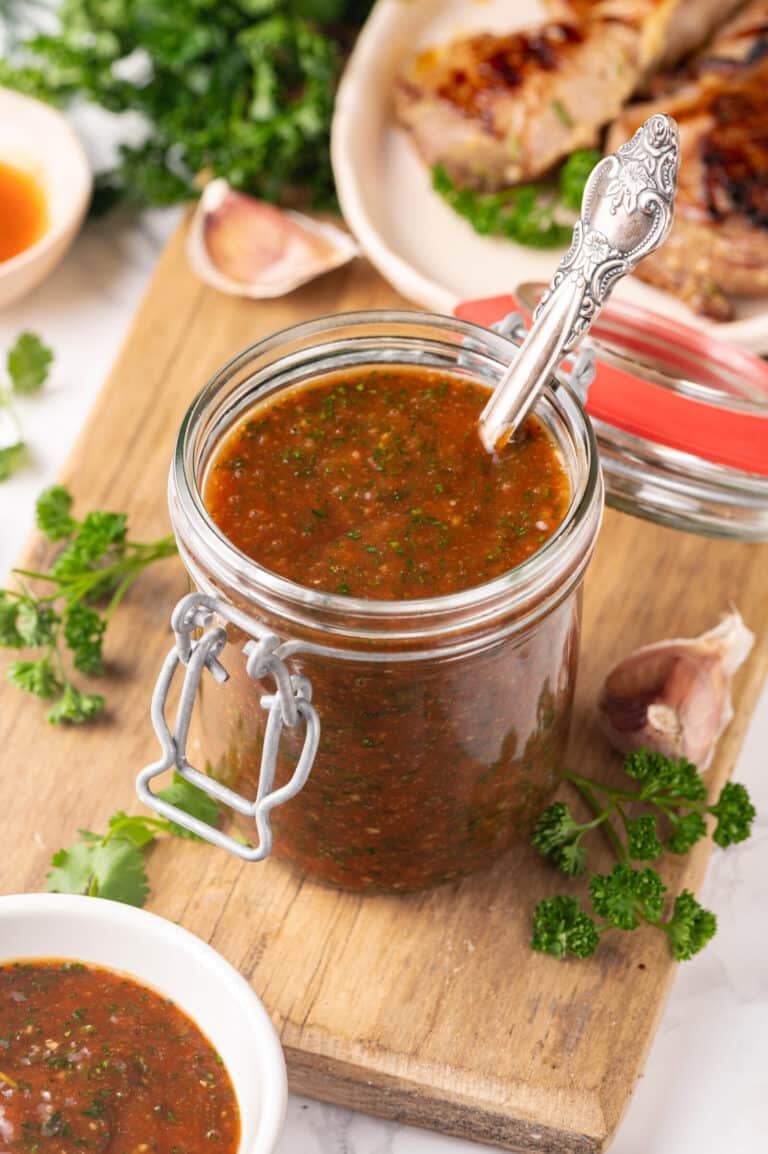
[0,88,91,308]
[0,893,287,1154]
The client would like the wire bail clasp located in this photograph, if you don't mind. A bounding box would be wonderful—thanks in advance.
[136,592,320,861]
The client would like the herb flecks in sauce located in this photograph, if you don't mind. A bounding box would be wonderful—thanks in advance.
[204,367,569,599]
[0,961,239,1154]
[199,366,577,892]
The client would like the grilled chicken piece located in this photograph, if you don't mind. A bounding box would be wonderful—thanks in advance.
[607,8,768,318]
[551,0,748,70]
[394,0,744,190]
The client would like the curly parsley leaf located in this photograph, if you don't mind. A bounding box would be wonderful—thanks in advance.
[624,813,663,861]
[662,891,717,961]
[710,782,756,848]
[532,749,755,963]
[531,895,600,960]
[7,332,54,395]
[589,864,666,931]
[623,750,707,803]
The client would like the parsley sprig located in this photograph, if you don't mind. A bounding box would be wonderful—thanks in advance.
[432,149,600,249]
[530,750,756,962]
[0,0,375,210]
[47,775,221,907]
[0,485,177,723]
[0,332,53,479]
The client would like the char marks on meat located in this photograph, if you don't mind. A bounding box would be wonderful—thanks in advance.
[395,1,744,190]
[608,1,768,318]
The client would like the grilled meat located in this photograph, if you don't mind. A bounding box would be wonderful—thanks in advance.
[607,3,768,318]
[394,0,744,190]
[551,0,750,70]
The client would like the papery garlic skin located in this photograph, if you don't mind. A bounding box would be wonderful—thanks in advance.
[598,611,755,768]
[186,178,358,299]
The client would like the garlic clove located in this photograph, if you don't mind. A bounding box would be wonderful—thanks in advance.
[598,610,755,768]
[186,179,359,299]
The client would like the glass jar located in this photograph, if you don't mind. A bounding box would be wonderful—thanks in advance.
[138,311,603,893]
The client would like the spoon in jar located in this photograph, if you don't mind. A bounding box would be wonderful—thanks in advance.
[478,113,680,452]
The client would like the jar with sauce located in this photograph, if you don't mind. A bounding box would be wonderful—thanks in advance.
[138,312,603,893]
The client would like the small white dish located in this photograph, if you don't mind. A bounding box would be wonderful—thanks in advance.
[0,87,92,308]
[0,893,287,1154]
[332,0,768,353]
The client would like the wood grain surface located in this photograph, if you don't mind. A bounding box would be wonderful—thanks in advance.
[1,223,766,1153]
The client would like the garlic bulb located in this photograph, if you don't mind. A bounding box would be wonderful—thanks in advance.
[598,611,754,768]
[187,179,358,299]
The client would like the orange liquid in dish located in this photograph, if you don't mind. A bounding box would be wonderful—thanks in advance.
[0,161,48,262]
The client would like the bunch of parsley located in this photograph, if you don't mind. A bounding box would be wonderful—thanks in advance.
[530,750,756,962]
[0,485,177,724]
[0,0,374,209]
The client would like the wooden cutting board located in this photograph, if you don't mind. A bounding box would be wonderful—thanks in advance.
[2,223,767,1154]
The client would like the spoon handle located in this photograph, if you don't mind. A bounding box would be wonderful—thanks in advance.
[479,113,680,452]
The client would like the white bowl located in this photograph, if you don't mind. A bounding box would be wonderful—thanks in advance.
[0,893,287,1154]
[0,87,92,308]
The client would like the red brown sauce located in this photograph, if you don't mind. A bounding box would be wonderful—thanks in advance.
[200,365,576,892]
[204,366,569,598]
[0,961,239,1154]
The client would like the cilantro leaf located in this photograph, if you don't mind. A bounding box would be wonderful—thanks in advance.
[3,485,177,724]
[0,593,24,647]
[106,812,159,850]
[16,601,58,647]
[90,839,150,906]
[156,773,221,839]
[7,332,53,394]
[7,657,60,699]
[47,838,149,907]
[45,684,105,725]
[0,441,27,481]
[63,604,106,676]
[47,842,98,896]
[36,485,76,541]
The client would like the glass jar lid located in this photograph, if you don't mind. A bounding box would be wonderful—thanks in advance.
[456,288,768,542]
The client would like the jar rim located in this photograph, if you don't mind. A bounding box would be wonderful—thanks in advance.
[170,309,603,640]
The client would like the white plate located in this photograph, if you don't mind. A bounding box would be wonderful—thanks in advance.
[332,0,768,353]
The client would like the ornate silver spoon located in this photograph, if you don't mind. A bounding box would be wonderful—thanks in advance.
[479,113,680,451]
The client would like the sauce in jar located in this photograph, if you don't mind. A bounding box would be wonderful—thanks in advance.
[0,162,47,263]
[199,365,576,891]
[204,366,569,598]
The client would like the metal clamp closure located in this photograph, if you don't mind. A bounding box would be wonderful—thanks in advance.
[136,592,320,861]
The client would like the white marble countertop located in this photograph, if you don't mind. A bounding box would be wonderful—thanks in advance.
[1,210,766,1154]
